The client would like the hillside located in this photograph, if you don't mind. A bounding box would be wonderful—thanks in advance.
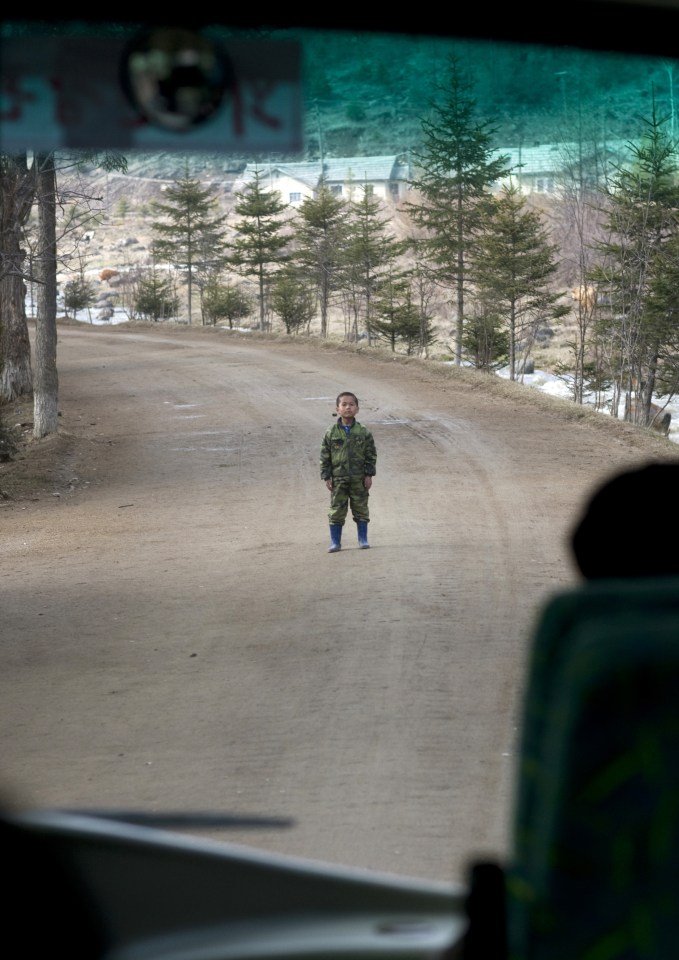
[51,155,580,371]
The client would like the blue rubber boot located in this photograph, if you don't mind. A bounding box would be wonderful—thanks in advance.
[328,524,342,553]
[357,520,370,549]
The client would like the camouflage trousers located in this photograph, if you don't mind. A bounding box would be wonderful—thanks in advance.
[328,477,370,525]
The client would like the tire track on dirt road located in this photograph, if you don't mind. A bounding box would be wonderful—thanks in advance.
[1,325,674,885]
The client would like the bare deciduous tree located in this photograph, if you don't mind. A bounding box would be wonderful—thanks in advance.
[0,153,35,401]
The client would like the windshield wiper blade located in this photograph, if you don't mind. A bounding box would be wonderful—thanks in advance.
[57,809,295,830]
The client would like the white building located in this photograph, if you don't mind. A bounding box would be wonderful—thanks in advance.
[490,139,636,195]
[233,155,411,205]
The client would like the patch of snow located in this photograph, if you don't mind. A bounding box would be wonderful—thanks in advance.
[497,366,679,445]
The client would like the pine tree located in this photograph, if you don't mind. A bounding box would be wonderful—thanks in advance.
[472,183,567,380]
[230,169,289,331]
[371,267,434,355]
[133,269,180,322]
[644,231,679,401]
[269,266,317,334]
[406,55,511,365]
[293,182,349,338]
[201,279,253,328]
[589,96,679,419]
[63,277,96,319]
[341,182,407,343]
[150,165,228,325]
[461,303,510,372]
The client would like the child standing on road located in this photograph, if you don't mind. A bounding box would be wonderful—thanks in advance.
[320,391,377,553]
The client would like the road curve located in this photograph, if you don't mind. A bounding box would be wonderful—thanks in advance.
[0,324,671,885]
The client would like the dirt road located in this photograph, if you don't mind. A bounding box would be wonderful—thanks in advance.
[1,323,674,886]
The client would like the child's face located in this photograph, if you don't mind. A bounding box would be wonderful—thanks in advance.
[336,395,359,421]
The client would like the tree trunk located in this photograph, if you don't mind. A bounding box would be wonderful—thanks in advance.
[34,152,59,438]
[0,154,35,401]
[455,246,464,366]
[187,262,193,325]
[258,265,266,330]
[319,270,331,339]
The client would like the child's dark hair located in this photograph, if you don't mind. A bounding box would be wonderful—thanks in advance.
[336,391,359,406]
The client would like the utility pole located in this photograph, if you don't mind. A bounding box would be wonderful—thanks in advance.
[554,71,568,121]
[664,61,676,140]
[315,100,324,166]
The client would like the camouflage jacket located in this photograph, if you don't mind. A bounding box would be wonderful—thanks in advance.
[320,420,377,481]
